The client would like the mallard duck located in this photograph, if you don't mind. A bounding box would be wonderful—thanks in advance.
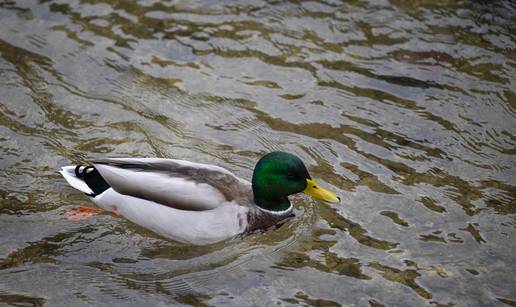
[60,151,339,245]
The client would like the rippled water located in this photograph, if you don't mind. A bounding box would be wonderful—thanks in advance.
[1,0,515,305]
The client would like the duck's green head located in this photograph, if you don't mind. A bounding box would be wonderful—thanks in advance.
[252,151,340,212]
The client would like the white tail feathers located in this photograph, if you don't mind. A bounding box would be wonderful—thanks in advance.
[60,166,94,195]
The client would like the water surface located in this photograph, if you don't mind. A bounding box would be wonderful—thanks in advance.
[0,0,515,306]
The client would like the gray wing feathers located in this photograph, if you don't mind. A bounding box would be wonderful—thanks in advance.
[92,158,252,211]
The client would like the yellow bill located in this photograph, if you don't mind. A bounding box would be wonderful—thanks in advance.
[303,179,340,203]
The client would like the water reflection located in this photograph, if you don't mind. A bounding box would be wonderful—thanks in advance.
[0,0,515,305]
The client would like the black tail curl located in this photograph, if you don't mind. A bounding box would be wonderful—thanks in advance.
[75,165,111,196]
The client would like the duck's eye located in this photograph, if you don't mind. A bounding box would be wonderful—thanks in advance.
[287,173,296,180]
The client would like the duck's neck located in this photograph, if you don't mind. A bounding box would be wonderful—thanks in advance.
[252,189,292,213]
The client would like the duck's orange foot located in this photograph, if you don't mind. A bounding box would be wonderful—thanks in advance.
[111,208,121,216]
[67,204,107,221]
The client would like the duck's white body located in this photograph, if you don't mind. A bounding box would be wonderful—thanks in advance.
[60,158,290,245]
[91,188,249,245]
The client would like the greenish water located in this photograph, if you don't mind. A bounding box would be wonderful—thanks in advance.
[0,0,515,306]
